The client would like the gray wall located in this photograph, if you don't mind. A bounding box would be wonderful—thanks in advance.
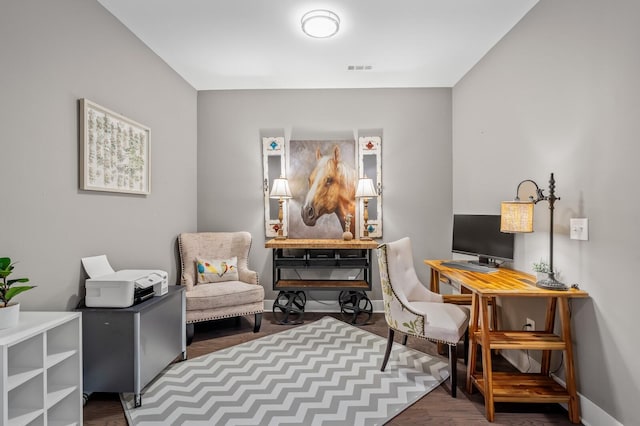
[197,89,453,302]
[453,1,639,424]
[0,0,198,310]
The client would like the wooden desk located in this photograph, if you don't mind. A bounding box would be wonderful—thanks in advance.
[424,260,589,424]
[266,239,378,324]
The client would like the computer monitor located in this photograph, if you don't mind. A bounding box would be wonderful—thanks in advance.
[452,214,514,267]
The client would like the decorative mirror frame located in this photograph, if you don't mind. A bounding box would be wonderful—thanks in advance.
[262,134,382,239]
[358,136,382,239]
[262,137,287,238]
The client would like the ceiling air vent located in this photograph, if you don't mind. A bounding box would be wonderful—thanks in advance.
[347,65,373,71]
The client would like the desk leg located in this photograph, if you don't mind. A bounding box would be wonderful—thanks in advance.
[479,295,495,422]
[466,293,480,393]
[559,298,581,424]
[430,269,448,355]
[430,268,440,293]
[541,297,557,375]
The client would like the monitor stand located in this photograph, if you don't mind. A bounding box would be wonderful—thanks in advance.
[470,256,499,269]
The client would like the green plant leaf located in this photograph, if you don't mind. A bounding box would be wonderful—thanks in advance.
[0,257,11,269]
[4,286,35,301]
[7,278,29,286]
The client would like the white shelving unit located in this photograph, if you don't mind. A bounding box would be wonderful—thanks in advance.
[0,312,82,426]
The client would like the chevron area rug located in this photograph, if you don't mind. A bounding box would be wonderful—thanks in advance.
[120,316,449,425]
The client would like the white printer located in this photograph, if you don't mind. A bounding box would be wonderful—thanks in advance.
[82,255,169,308]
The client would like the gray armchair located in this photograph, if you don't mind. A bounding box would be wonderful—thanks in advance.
[178,231,264,344]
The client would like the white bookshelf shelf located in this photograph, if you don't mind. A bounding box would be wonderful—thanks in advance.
[0,312,82,426]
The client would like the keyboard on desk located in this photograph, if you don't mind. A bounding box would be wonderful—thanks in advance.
[440,261,498,273]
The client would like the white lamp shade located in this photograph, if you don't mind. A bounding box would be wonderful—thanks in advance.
[500,201,534,233]
[355,178,377,198]
[301,10,340,38]
[270,178,292,199]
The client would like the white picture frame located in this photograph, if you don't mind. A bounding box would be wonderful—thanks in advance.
[79,99,151,195]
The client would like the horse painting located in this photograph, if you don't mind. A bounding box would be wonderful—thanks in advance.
[301,145,357,235]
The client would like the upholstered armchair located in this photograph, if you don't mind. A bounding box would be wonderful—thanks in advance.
[377,237,469,397]
[178,232,264,344]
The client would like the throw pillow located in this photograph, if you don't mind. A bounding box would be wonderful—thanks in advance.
[196,256,239,284]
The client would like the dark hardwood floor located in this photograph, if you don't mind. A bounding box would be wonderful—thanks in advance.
[84,312,580,425]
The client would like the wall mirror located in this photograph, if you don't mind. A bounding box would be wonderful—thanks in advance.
[262,137,287,238]
[358,136,382,238]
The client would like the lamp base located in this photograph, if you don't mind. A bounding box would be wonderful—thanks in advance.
[536,276,568,291]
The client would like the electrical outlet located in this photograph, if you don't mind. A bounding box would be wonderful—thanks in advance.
[525,317,535,331]
[570,218,589,240]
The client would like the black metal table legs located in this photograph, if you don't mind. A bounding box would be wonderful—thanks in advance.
[339,290,373,325]
[273,290,372,325]
[272,291,306,324]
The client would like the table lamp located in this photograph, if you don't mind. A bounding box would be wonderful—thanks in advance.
[355,177,378,240]
[270,177,292,240]
[500,172,567,290]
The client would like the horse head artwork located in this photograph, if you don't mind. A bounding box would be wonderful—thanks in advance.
[301,145,357,235]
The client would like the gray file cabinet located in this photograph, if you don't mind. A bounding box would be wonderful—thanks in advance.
[78,285,185,407]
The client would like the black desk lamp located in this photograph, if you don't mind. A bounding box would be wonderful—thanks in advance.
[500,172,568,291]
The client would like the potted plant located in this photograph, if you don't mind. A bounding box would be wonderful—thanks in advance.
[0,257,35,329]
[532,259,552,282]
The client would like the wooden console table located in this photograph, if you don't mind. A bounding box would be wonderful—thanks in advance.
[424,260,588,424]
[266,238,378,324]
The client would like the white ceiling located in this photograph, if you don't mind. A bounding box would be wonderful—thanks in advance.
[98,0,538,91]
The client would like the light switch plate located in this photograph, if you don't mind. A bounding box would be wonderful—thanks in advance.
[570,218,588,240]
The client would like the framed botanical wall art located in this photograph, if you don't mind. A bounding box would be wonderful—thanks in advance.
[79,99,151,195]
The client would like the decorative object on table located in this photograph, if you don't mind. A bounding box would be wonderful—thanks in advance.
[532,259,552,282]
[269,176,292,240]
[120,316,448,426]
[500,172,568,290]
[0,257,34,329]
[342,213,353,240]
[79,99,151,195]
[355,176,378,240]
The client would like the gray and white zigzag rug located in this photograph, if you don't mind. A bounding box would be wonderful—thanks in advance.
[121,316,448,425]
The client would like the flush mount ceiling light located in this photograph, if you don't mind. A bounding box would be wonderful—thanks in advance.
[301,9,340,38]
